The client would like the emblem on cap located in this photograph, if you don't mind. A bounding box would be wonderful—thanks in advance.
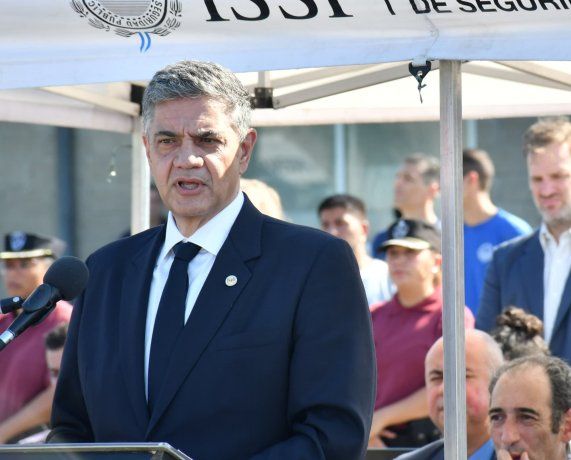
[225,275,238,287]
[9,231,27,251]
[392,220,410,239]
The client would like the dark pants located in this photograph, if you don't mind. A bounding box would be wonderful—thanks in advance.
[382,417,441,448]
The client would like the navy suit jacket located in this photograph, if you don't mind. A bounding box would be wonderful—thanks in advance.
[395,439,496,460]
[50,198,376,460]
[476,230,571,363]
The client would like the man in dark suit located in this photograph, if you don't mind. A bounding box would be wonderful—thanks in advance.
[477,118,571,363]
[49,61,376,459]
[396,330,503,459]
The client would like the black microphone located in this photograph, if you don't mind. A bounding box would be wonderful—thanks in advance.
[0,296,24,315]
[0,256,89,351]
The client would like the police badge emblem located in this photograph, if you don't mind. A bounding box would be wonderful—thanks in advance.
[9,231,27,252]
[70,0,182,52]
[392,220,410,239]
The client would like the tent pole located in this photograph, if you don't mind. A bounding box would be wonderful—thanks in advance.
[131,118,150,234]
[439,60,467,460]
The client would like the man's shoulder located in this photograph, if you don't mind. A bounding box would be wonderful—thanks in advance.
[495,209,533,235]
[395,439,444,459]
[88,225,163,264]
[492,229,539,259]
[260,215,345,252]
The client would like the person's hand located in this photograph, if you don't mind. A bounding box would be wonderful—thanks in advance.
[369,411,397,447]
[496,448,529,460]
[368,435,385,448]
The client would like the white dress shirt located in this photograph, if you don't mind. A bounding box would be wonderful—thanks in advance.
[540,223,571,345]
[144,192,244,396]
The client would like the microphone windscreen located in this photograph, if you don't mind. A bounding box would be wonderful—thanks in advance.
[43,256,90,301]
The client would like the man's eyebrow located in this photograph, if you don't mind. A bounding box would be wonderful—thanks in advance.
[489,408,504,416]
[154,130,178,138]
[194,129,221,138]
[428,369,443,378]
[516,408,541,417]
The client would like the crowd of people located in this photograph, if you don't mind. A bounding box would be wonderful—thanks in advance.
[1,60,571,459]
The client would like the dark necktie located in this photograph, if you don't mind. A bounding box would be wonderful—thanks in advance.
[148,241,201,412]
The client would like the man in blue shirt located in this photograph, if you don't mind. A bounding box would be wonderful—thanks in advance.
[463,149,532,315]
[396,329,503,459]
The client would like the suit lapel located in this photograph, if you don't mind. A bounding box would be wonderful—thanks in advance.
[518,233,544,320]
[118,226,165,432]
[147,198,263,434]
[552,263,571,340]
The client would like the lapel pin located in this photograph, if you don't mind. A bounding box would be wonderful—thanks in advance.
[225,275,238,287]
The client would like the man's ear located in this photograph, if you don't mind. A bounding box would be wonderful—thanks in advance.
[558,408,571,443]
[428,180,440,198]
[143,134,152,164]
[238,129,257,175]
[362,219,370,238]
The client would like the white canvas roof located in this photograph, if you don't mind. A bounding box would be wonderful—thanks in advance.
[1,1,570,90]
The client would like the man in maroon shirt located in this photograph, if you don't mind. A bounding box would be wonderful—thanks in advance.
[0,232,71,443]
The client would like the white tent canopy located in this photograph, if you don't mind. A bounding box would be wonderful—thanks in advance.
[2,61,571,132]
[1,1,571,90]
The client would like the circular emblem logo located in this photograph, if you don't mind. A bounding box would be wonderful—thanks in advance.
[70,0,182,52]
[476,242,494,263]
[392,220,410,239]
[9,231,27,251]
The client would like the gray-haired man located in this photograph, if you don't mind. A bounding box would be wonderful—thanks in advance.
[50,61,375,460]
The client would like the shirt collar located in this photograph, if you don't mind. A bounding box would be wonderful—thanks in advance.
[539,222,571,250]
[158,192,244,264]
[469,438,494,460]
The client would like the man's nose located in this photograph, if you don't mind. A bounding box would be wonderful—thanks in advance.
[500,418,520,447]
[174,140,204,168]
[538,180,557,197]
[326,226,339,237]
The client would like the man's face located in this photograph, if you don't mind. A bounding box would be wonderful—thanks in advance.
[1,257,50,299]
[143,97,256,236]
[393,163,435,211]
[46,348,64,386]
[528,142,571,230]
[490,366,571,460]
[426,336,492,449]
[319,207,368,253]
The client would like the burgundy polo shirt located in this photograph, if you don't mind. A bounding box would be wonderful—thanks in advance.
[371,290,474,410]
[0,301,72,423]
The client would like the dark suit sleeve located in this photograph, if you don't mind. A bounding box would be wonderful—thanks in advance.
[48,265,94,443]
[476,249,502,332]
[250,238,376,460]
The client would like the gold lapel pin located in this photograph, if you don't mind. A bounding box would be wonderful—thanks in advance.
[225,275,238,287]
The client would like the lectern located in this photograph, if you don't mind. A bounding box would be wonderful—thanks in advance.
[0,442,192,459]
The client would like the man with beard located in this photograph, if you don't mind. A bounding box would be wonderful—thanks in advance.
[477,117,571,362]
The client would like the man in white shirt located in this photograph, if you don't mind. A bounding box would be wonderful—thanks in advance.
[49,60,375,460]
[318,194,393,307]
[477,117,571,363]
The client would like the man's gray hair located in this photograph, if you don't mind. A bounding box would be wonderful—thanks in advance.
[489,354,571,433]
[142,61,252,139]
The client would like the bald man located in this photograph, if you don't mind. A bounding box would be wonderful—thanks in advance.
[396,330,504,459]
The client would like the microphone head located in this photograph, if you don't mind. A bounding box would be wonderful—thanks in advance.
[43,256,90,301]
